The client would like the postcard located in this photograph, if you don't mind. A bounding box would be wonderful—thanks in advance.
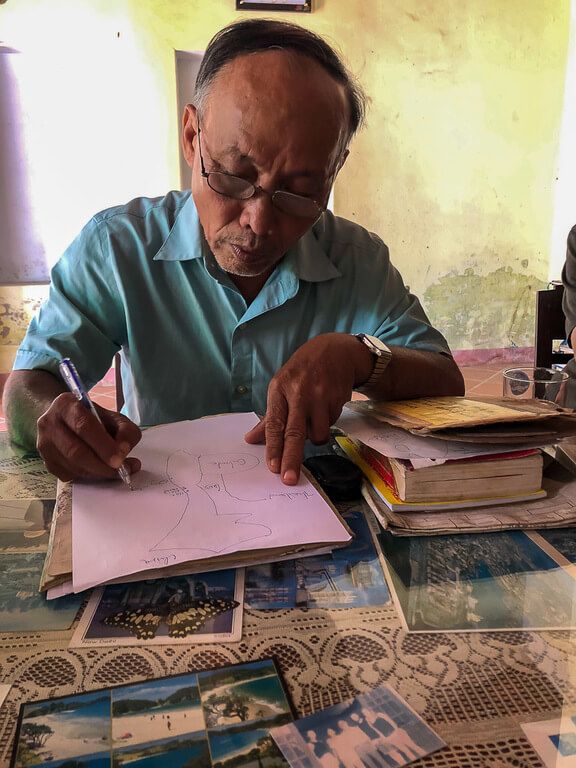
[0,499,55,553]
[522,710,576,768]
[0,551,83,632]
[245,508,390,610]
[70,568,244,647]
[272,683,444,767]
[11,658,293,768]
[530,527,576,565]
[378,529,576,632]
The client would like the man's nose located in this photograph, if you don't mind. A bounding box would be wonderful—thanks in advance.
[238,191,275,236]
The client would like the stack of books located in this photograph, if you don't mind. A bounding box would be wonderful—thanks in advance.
[336,395,576,535]
[338,437,546,512]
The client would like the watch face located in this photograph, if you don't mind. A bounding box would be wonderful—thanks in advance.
[359,334,390,356]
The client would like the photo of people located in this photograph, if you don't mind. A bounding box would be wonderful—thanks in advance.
[272,684,444,768]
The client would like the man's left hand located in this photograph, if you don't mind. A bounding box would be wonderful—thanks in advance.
[244,333,372,485]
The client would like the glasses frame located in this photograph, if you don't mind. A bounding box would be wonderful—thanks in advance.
[196,121,325,220]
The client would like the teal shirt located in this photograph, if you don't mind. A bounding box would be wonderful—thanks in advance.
[14,191,451,426]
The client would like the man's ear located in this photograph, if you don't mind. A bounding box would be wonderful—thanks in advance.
[181,104,198,168]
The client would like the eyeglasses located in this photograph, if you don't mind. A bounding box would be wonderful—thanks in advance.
[196,122,326,220]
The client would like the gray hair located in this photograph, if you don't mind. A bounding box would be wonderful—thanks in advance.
[192,18,367,144]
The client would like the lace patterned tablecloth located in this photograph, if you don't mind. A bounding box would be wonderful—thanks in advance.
[1,597,574,768]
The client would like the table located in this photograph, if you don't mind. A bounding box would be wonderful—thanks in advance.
[0,448,575,767]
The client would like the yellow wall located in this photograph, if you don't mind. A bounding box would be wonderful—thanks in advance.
[1,0,571,354]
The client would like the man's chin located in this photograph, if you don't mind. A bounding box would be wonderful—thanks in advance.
[215,244,281,278]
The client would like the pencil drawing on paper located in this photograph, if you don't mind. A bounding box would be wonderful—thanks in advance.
[150,450,311,554]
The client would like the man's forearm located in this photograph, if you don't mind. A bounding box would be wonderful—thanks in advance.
[358,346,465,400]
[2,369,66,451]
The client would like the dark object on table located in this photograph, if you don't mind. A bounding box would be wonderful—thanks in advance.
[303,454,363,501]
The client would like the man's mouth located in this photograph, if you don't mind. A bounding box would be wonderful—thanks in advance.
[231,244,265,260]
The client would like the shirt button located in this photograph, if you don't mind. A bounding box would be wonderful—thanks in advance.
[236,385,249,395]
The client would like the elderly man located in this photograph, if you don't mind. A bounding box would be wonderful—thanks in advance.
[3,19,463,486]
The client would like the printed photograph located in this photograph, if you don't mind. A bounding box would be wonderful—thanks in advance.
[0,551,82,632]
[70,569,243,646]
[245,509,389,610]
[272,684,444,768]
[522,713,576,768]
[535,527,576,564]
[12,660,292,768]
[379,529,576,632]
[208,728,288,767]
[198,659,293,732]
[15,691,111,767]
[113,733,210,768]
[111,674,204,748]
[0,499,55,553]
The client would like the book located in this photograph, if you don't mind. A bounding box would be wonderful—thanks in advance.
[357,440,543,502]
[337,437,547,511]
[361,464,576,537]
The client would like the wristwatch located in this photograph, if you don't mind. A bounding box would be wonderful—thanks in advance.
[355,333,392,391]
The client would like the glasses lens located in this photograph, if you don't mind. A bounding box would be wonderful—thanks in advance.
[272,191,323,219]
[207,172,254,200]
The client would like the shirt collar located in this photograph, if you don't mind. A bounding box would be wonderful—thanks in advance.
[153,192,204,262]
[154,195,342,283]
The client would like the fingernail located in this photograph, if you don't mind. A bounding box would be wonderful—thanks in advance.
[283,469,298,485]
[269,458,280,473]
[119,442,131,455]
[109,454,123,469]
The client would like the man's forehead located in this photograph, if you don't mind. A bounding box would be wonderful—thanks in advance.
[205,50,348,124]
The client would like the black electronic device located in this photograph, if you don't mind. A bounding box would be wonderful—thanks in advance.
[303,454,363,502]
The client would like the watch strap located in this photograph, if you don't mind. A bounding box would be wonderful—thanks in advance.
[355,334,392,392]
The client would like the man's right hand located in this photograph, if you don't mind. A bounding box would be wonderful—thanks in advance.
[36,393,142,482]
[2,369,142,483]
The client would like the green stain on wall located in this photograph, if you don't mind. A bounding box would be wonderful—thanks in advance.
[424,267,548,350]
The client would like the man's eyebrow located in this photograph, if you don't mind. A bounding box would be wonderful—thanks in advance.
[213,145,326,181]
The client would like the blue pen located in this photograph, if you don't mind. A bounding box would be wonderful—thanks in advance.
[58,358,134,490]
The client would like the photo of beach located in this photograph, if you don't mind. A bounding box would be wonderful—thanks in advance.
[198,659,293,731]
[12,660,293,768]
[208,727,288,767]
[111,673,204,747]
[15,691,111,767]
[113,733,210,768]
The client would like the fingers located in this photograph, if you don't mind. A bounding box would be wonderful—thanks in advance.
[263,395,307,485]
[37,393,140,482]
[244,417,266,445]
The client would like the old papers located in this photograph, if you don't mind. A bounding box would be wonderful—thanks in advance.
[362,462,576,536]
[42,413,352,593]
[346,395,576,441]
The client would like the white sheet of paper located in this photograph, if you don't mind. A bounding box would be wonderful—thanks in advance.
[72,413,351,592]
[337,408,533,467]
